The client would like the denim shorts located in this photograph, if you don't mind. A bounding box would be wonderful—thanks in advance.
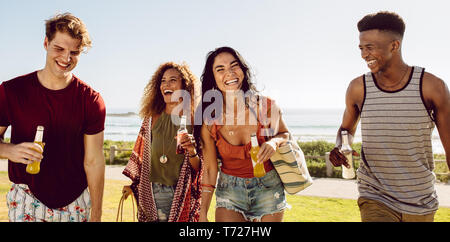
[215,169,288,221]
[152,183,175,222]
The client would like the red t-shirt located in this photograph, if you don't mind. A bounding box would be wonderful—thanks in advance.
[0,71,106,208]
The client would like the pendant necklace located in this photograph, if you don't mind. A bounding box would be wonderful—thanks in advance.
[160,153,168,164]
[159,132,174,164]
[225,113,239,136]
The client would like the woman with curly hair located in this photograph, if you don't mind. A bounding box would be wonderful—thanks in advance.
[197,47,290,222]
[122,62,203,222]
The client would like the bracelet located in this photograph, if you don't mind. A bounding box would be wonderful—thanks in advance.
[201,184,216,189]
[203,190,213,193]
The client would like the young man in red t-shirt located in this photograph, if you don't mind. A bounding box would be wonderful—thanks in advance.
[0,13,106,222]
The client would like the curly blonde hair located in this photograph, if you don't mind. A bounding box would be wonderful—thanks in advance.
[140,62,200,119]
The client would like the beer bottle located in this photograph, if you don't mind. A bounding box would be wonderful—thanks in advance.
[26,126,44,175]
[176,115,188,154]
[250,133,266,178]
[340,130,355,179]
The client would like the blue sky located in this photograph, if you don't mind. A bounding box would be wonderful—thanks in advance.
[1,0,449,111]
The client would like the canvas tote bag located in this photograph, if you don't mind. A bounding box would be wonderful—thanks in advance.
[270,134,313,195]
[249,95,313,195]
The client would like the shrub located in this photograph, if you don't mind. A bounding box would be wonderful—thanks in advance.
[298,140,361,178]
[103,140,135,165]
[298,140,334,160]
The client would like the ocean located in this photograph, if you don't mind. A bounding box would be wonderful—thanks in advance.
[2,108,444,154]
[104,108,444,154]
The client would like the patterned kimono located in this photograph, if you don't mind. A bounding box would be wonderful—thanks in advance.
[123,116,203,222]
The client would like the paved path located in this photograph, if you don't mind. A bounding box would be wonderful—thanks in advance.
[2,159,450,207]
[299,177,450,209]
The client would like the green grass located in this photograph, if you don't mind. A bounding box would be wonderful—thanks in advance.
[205,194,361,222]
[2,171,450,222]
[0,172,10,222]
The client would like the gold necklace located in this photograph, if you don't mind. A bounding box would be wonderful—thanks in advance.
[379,66,409,89]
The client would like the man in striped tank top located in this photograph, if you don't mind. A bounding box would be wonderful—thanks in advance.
[329,11,450,222]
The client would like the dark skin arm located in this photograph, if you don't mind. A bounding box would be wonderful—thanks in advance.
[329,76,364,168]
[422,72,450,169]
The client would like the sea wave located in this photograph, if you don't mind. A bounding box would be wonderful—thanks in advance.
[106,112,138,117]
[104,123,140,128]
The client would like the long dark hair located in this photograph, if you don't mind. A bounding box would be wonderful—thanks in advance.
[200,46,256,94]
[193,46,258,147]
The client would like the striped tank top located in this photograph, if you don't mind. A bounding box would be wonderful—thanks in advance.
[357,66,438,215]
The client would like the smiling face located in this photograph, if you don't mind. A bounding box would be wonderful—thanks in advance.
[212,52,245,92]
[44,31,82,81]
[160,68,184,104]
[359,29,400,73]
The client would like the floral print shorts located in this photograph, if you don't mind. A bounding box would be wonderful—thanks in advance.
[7,183,91,222]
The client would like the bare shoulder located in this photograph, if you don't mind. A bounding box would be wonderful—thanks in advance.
[348,75,365,92]
[200,123,214,140]
[422,72,448,91]
[346,75,365,109]
[422,71,449,109]
[258,94,281,114]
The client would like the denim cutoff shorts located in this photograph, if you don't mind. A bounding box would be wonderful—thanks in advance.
[215,169,288,221]
[152,183,175,222]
